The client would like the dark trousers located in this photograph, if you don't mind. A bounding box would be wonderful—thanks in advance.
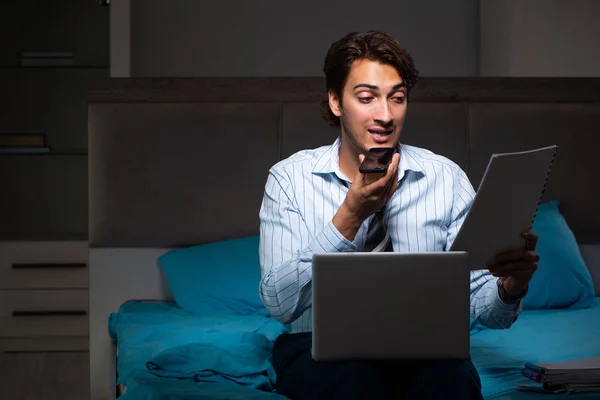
[272,333,483,400]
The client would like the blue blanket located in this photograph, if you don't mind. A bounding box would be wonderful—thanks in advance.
[471,297,600,399]
[108,300,289,397]
[119,376,288,400]
[146,333,276,388]
[110,299,600,399]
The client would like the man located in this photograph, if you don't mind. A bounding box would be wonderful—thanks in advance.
[258,31,540,399]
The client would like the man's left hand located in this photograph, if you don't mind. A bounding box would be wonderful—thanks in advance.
[488,230,540,297]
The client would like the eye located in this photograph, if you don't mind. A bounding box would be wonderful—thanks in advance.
[392,96,405,103]
[358,96,373,103]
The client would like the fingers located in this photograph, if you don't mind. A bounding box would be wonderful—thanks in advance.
[491,269,537,279]
[489,261,538,277]
[523,230,538,251]
[382,176,399,204]
[388,152,400,178]
[389,152,400,171]
[348,152,400,217]
[380,153,400,201]
[489,244,540,279]
[355,154,367,183]
[373,156,399,203]
[385,172,399,200]
[494,248,540,264]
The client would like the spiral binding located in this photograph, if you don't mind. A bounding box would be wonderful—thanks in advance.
[530,146,559,229]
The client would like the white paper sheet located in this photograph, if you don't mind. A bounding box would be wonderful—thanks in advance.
[450,145,558,270]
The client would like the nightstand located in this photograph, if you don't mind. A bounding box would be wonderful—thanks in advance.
[0,241,89,400]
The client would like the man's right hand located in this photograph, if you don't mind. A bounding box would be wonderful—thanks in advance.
[333,152,400,241]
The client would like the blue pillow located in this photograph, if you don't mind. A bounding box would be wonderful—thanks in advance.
[145,332,278,391]
[523,200,595,310]
[158,236,266,316]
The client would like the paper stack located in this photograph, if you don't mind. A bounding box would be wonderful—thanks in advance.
[517,356,600,393]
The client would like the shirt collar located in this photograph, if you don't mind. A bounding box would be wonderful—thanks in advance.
[312,136,425,182]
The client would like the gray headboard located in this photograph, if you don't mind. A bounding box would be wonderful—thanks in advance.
[88,77,600,249]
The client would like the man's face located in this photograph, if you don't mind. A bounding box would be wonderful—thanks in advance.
[329,59,408,155]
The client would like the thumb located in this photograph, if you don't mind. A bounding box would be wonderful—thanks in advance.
[355,154,367,183]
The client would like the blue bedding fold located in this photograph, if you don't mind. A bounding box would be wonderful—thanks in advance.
[108,300,289,394]
[145,333,277,390]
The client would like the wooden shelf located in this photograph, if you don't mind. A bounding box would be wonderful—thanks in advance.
[0,66,108,70]
[0,151,88,156]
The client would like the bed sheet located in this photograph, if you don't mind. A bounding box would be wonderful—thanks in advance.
[108,300,289,400]
[118,376,288,400]
[111,299,600,399]
[472,297,600,399]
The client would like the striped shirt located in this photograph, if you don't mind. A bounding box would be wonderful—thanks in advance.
[258,136,522,334]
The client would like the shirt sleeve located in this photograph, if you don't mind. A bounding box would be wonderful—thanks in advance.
[258,170,357,324]
[445,167,523,330]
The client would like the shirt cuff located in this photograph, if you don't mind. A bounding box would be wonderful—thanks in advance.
[497,278,528,304]
[493,281,524,324]
[312,220,357,253]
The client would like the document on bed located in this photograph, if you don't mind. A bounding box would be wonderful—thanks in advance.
[449,145,558,270]
[517,356,600,393]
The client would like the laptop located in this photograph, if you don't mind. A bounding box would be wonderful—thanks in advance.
[311,251,470,361]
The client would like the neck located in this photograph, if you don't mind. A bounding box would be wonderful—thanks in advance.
[338,136,363,180]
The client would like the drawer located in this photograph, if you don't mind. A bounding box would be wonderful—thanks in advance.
[0,289,88,316]
[0,351,89,400]
[0,290,88,338]
[0,241,88,289]
[0,337,88,352]
[0,315,88,338]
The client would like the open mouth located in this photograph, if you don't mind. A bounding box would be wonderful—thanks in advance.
[368,129,394,143]
[368,129,393,136]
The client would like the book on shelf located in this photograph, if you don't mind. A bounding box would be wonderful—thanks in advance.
[0,147,51,154]
[20,51,74,58]
[517,356,600,393]
[19,51,75,67]
[0,133,50,153]
[0,133,46,148]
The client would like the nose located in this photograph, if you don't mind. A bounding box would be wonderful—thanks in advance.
[372,101,393,125]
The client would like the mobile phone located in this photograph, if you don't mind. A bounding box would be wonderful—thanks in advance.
[358,147,396,173]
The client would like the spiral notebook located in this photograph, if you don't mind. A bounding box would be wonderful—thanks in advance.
[449,145,558,270]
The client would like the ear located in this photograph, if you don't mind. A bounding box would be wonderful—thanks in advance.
[328,89,342,117]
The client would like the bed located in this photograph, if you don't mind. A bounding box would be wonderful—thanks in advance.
[87,77,600,400]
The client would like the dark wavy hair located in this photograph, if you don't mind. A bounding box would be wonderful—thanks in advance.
[320,31,420,127]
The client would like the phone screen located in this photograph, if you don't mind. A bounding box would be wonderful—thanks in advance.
[359,147,396,173]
